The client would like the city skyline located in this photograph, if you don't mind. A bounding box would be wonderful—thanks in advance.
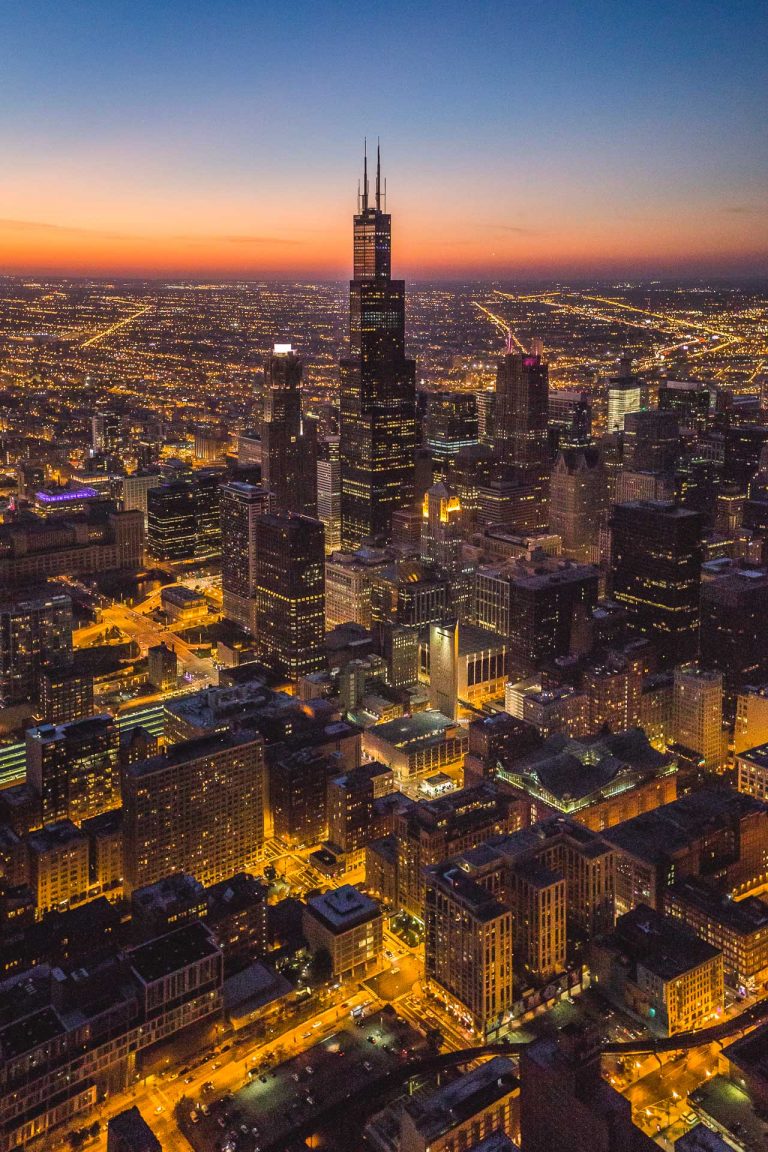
[0,1,766,279]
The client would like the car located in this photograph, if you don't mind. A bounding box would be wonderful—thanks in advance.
[201,1105,210,1116]
[368,1036,376,1044]
[190,1111,199,1124]
[363,1060,373,1071]
[292,1072,300,1082]
[184,1074,194,1083]
[306,1095,315,1106]
[391,967,400,975]
[155,1105,164,1114]
[259,1074,267,1083]
[251,1127,260,1137]
[218,1117,228,1128]
[240,1124,249,1134]
[306,1065,314,1075]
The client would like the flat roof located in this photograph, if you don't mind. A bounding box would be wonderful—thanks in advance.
[128,921,219,984]
[305,885,380,933]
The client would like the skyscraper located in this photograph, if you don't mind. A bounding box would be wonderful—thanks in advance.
[26,714,120,826]
[494,351,549,472]
[0,588,73,704]
[317,434,342,554]
[261,343,318,517]
[254,512,325,680]
[220,481,271,635]
[610,501,703,668]
[339,144,416,547]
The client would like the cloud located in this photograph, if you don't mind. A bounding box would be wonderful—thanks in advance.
[483,222,543,236]
[0,219,299,247]
[722,205,764,215]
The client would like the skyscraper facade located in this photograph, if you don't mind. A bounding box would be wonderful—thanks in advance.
[317,434,342,554]
[220,481,271,635]
[261,343,318,517]
[339,146,416,548]
[254,512,325,680]
[610,501,703,668]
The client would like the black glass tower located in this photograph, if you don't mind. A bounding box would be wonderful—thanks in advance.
[261,343,317,518]
[340,143,416,548]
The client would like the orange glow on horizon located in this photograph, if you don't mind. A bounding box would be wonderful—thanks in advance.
[0,208,765,279]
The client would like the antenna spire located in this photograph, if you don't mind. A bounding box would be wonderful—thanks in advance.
[362,138,369,211]
[376,138,381,209]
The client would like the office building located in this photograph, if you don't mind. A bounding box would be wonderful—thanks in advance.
[421,481,473,617]
[622,409,680,473]
[147,643,177,691]
[664,877,768,989]
[474,556,599,673]
[396,1057,519,1152]
[370,558,451,628]
[604,789,768,915]
[0,589,72,704]
[269,747,335,848]
[423,390,479,470]
[671,664,724,770]
[658,380,711,434]
[325,547,389,629]
[121,470,163,528]
[317,434,342,553]
[339,146,417,547]
[91,410,121,454]
[425,621,509,719]
[736,742,768,801]
[699,564,768,716]
[590,904,723,1035]
[607,377,643,433]
[549,447,605,562]
[520,1030,660,1152]
[122,730,265,894]
[735,685,768,755]
[610,502,703,668]
[146,471,221,562]
[26,714,120,826]
[253,512,325,680]
[425,863,514,1038]
[494,351,549,474]
[220,481,271,635]
[302,884,382,980]
[363,710,470,791]
[261,342,317,517]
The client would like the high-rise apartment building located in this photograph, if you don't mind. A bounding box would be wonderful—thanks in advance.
[0,589,73,704]
[622,409,680,473]
[425,863,514,1040]
[317,435,342,554]
[421,481,473,618]
[253,512,325,680]
[219,481,270,635]
[339,146,416,547]
[735,685,768,755]
[671,664,724,770]
[122,730,265,894]
[610,501,703,668]
[91,410,122,454]
[26,714,120,826]
[261,343,318,517]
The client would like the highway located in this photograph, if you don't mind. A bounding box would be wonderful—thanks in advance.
[80,304,153,348]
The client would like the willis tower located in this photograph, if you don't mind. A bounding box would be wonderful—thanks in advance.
[340,143,416,548]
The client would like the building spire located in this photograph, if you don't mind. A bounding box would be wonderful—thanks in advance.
[376,138,381,210]
[362,138,369,212]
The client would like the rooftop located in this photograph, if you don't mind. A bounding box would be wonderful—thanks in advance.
[127,921,220,984]
[126,727,262,778]
[605,904,722,982]
[403,1056,518,1139]
[305,885,380,933]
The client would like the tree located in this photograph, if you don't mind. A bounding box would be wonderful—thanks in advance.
[309,947,333,984]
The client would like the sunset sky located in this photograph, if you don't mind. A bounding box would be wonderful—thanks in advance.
[0,0,765,279]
